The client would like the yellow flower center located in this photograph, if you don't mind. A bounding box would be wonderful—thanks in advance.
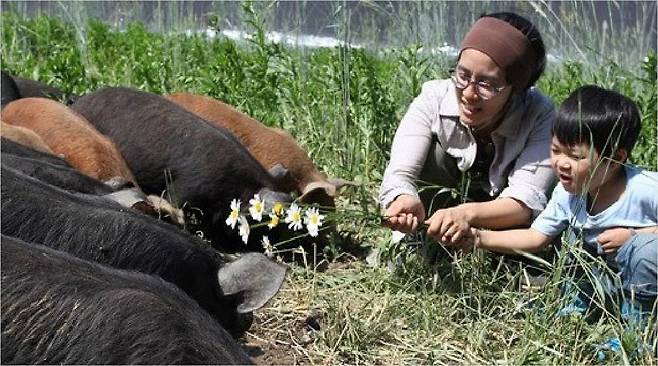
[292,211,301,222]
[273,202,283,216]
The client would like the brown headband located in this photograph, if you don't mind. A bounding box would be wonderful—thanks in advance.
[459,17,537,91]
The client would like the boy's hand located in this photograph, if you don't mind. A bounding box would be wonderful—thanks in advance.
[597,227,634,254]
[384,195,426,233]
[440,228,478,251]
[425,206,471,244]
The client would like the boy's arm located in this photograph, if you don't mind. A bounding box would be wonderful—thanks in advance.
[598,225,658,254]
[636,226,658,234]
[427,197,532,244]
[472,228,554,254]
[456,181,566,255]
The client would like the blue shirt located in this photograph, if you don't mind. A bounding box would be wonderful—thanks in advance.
[531,165,658,256]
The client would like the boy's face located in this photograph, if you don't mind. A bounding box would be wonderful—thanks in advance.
[550,137,616,194]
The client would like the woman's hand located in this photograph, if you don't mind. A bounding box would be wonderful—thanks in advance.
[384,194,426,233]
[597,227,634,254]
[425,205,472,244]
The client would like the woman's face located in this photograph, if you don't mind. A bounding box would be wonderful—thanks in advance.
[455,49,513,129]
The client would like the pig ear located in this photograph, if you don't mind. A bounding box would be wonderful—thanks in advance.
[268,163,290,183]
[299,181,337,202]
[216,253,287,313]
[299,177,359,202]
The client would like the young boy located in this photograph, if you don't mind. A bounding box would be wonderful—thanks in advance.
[466,85,657,315]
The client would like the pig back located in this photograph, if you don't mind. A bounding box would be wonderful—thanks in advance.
[71,87,280,209]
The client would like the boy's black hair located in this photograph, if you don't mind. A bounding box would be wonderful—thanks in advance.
[483,12,547,90]
[553,85,642,160]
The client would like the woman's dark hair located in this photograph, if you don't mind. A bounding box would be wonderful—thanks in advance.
[553,85,641,160]
[483,12,547,90]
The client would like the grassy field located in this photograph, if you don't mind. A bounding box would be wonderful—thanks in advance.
[1,8,656,365]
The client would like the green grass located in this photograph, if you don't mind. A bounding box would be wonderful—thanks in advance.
[1,10,656,365]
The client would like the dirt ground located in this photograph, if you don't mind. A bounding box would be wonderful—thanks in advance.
[241,306,322,365]
[243,330,302,364]
[238,260,360,365]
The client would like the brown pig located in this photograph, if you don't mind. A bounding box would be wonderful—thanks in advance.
[2,98,137,187]
[1,120,55,155]
[1,98,183,225]
[166,93,352,208]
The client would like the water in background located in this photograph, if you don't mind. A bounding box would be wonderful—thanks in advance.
[2,1,656,68]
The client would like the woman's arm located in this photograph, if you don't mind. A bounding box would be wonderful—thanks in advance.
[380,81,447,232]
[426,197,531,243]
[460,197,531,228]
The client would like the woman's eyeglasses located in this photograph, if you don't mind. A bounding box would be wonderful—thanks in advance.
[450,70,507,100]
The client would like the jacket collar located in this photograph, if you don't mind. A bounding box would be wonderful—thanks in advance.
[495,92,526,138]
[439,82,460,117]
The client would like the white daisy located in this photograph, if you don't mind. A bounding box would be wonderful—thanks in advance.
[303,207,325,237]
[225,199,241,229]
[238,215,250,244]
[391,230,407,244]
[248,194,265,222]
[261,236,274,258]
[284,203,303,231]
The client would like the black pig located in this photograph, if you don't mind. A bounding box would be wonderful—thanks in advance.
[1,137,70,167]
[1,71,20,108]
[1,153,116,195]
[1,166,286,337]
[1,235,253,365]
[71,86,293,252]
[1,71,76,104]
[1,153,173,219]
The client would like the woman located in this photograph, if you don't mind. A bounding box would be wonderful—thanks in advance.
[380,12,556,245]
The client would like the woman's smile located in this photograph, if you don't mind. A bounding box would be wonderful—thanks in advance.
[461,103,481,118]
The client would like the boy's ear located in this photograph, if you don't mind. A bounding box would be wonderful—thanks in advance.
[614,149,628,163]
